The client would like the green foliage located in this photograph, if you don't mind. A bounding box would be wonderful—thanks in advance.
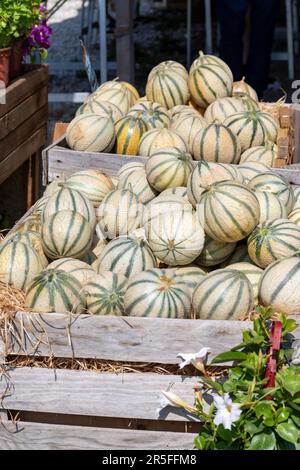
[0,1,39,48]
[195,307,300,450]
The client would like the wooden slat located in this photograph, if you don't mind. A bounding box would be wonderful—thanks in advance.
[0,105,48,163]
[292,104,300,164]
[274,164,300,185]
[0,368,198,422]
[45,143,148,181]
[0,126,47,185]
[0,87,48,141]
[0,66,48,119]
[0,420,195,450]
[5,312,255,362]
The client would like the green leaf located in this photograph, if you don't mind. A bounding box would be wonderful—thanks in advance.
[279,367,300,396]
[291,413,300,427]
[211,351,247,364]
[255,402,275,426]
[283,318,298,333]
[244,420,265,436]
[217,425,233,443]
[200,376,223,392]
[276,407,290,424]
[276,420,300,444]
[248,431,276,450]
[194,435,206,450]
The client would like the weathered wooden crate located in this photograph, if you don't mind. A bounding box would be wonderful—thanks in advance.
[0,65,48,221]
[42,104,300,186]
[1,311,298,450]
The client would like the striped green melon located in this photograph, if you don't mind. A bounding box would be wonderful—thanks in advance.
[118,162,145,179]
[90,239,108,271]
[199,181,260,242]
[148,60,189,82]
[232,77,258,101]
[173,266,206,297]
[255,190,287,224]
[115,115,148,156]
[2,231,48,268]
[192,269,254,320]
[228,262,263,304]
[65,170,114,207]
[189,58,233,108]
[124,268,191,318]
[97,234,157,278]
[156,186,188,201]
[118,165,157,204]
[145,147,193,192]
[292,185,300,210]
[238,162,273,183]
[138,128,187,157]
[92,82,131,114]
[145,209,205,265]
[75,99,123,123]
[146,62,189,109]
[240,142,278,166]
[248,172,294,213]
[142,195,190,226]
[192,123,241,164]
[204,97,246,123]
[288,207,300,226]
[169,105,199,121]
[84,272,127,316]
[248,218,300,268]
[32,196,50,215]
[42,210,93,260]
[16,213,42,236]
[170,113,207,154]
[42,185,96,228]
[223,111,279,152]
[196,237,237,267]
[66,114,116,152]
[190,51,233,78]
[258,257,300,313]
[0,240,44,290]
[25,269,86,313]
[221,243,253,267]
[128,101,170,129]
[43,175,66,197]
[96,189,143,239]
[187,161,237,207]
[233,93,260,111]
[223,164,245,183]
[47,258,96,287]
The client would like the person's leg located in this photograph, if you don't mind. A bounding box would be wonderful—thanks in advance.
[216,0,249,80]
[247,0,280,97]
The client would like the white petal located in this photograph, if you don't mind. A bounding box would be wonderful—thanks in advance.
[213,410,225,427]
[177,348,211,369]
[230,406,242,422]
[213,394,226,409]
[223,393,233,407]
[222,412,233,430]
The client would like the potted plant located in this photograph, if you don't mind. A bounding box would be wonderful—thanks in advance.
[0,1,52,85]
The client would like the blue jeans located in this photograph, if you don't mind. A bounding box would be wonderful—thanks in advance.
[216,0,280,97]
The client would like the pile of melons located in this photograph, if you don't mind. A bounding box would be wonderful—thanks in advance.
[1,53,300,320]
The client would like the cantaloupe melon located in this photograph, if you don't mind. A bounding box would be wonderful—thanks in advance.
[66,114,116,152]
[240,142,278,166]
[248,218,300,268]
[170,113,207,153]
[255,191,287,224]
[227,262,262,304]
[138,128,187,157]
[124,268,191,318]
[65,170,114,207]
[84,272,127,316]
[192,269,254,320]
[47,258,96,287]
[115,115,148,156]
[232,77,258,101]
[118,164,157,204]
[204,96,246,123]
[248,172,294,213]
[75,99,123,123]
[238,162,273,183]
[128,101,170,129]
[145,147,193,192]
[196,237,237,267]
[192,123,241,164]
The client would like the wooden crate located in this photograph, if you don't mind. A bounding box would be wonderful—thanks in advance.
[42,104,300,186]
[1,311,298,450]
[0,65,48,221]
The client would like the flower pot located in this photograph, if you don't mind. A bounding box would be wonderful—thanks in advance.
[10,40,24,79]
[0,47,12,87]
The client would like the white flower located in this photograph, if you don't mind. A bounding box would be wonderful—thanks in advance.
[157,390,197,416]
[177,347,211,370]
[213,393,242,430]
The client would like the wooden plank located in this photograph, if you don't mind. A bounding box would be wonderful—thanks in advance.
[0,126,47,185]
[0,421,195,450]
[0,105,48,163]
[279,104,292,129]
[274,164,300,185]
[0,368,198,422]
[5,312,300,363]
[0,87,48,141]
[292,104,300,164]
[0,66,48,119]
[45,144,147,181]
